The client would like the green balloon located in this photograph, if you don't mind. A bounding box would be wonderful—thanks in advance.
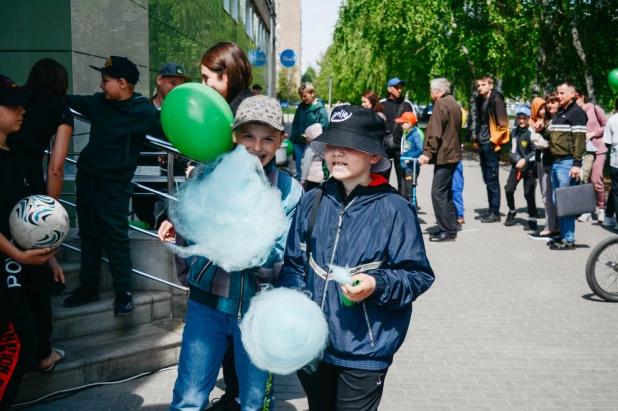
[284,139,293,156]
[161,83,234,162]
[609,69,618,93]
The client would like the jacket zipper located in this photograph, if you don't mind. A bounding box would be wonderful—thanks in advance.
[320,198,356,310]
[195,260,213,284]
[362,302,376,347]
[237,271,245,320]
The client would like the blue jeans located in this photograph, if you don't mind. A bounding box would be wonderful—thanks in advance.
[293,144,306,177]
[551,159,576,243]
[170,301,274,411]
[452,161,464,219]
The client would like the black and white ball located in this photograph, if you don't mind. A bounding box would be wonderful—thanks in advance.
[9,195,70,250]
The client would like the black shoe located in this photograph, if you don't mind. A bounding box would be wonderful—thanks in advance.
[481,212,501,223]
[474,210,490,220]
[429,232,457,242]
[63,285,100,307]
[211,394,241,411]
[504,211,516,226]
[114,292,134,317]
[549,239,576,250]
[524,220,538,231]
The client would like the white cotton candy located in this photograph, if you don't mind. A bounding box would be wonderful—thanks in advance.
[240,287,329,375]
[168,146,287,272]
[330,265,353,285]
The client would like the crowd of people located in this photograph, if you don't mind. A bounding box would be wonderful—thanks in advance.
[1,37,617,411]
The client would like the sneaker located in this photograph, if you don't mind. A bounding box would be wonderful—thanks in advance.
[504,211,516,226]
[481,212,501,223]
[457,217,465,224]
[524,220,538,231]
[63,285,100,308]
[597,209,605,224]
[113,292,134,317]
[603,216,617,227]
[211,394,241,411]
[549,239,575,250]
[577,213,591,222]
[474,210,490,220]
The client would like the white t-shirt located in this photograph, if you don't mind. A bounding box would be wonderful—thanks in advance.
[602,112,618,168]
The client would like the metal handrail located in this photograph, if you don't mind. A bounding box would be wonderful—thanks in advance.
[60,243,188,291]
[58,200,188,291]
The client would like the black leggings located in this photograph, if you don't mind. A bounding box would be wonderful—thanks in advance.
[297,362,388,411]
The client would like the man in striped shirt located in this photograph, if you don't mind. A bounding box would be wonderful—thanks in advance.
[548,81,587,250]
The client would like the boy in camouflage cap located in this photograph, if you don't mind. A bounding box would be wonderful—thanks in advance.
[163,95,303,410]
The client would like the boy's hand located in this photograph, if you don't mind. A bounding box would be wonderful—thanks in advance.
[340,273,376,302]
[515,159,526,169]
[404,160,409,165]
[158,220,176,243]
[45,256,65,284]
[16,248,58,266]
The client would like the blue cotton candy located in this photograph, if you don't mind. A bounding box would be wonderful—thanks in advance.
[168,146,287,272]
[240,287,329,375]
[330,265,353,285]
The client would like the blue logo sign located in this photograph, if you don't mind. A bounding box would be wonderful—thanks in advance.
[280,49,297,68]
[248,49,267,67]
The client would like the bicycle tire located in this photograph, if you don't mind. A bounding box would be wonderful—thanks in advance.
[585,235,618,302]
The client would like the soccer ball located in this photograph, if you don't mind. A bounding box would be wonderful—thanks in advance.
[9,195,70,250]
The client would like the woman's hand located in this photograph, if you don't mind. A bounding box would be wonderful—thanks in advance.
[158,220,176,242]
[340,273,377,302]
[15,248,59,266]
[45,256,65,283]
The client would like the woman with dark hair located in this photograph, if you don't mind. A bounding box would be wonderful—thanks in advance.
[6,58,74,373]
[361,90,387,121]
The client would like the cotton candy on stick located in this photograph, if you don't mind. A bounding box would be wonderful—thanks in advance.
[331,265,360,307]
[240,287,329,375]
[168,146,287,271]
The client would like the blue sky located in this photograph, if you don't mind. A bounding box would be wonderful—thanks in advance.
[301,0,340,74]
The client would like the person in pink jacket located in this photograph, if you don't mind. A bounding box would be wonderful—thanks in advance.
[575,91,608,223]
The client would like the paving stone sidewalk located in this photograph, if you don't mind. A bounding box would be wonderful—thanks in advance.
[24,152,618,411]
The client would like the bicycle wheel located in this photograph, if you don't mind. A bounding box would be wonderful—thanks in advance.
[585,235,618,302]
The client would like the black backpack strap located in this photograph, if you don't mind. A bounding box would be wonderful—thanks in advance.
[305,187,323,263]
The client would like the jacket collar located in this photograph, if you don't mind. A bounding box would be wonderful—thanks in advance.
[331,174,395,206]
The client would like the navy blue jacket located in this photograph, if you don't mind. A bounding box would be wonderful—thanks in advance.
[277,177,434,370]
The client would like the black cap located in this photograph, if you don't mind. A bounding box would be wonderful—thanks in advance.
[252,84,263,90]
[159,62,192,82]
[90,56,140,84]
[0,75,35,106]
[310,105,390,173]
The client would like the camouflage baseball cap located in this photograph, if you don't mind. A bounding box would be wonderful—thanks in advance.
[232,95,285,132]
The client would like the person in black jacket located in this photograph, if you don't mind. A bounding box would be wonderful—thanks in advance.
[504,106,538,230]
[380,78,414,199]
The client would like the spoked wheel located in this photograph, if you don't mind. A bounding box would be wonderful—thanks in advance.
[586,235,618,302]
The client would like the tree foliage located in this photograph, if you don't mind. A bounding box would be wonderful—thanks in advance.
[315,0,618,110]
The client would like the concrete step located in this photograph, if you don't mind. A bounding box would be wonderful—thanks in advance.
[52,291,172,340]
[15,318,184,404]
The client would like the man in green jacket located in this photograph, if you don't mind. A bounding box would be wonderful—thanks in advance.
[289,83,329,177]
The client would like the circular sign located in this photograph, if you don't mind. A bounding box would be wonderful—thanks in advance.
[249,49,267,67]
[280,49,297,68]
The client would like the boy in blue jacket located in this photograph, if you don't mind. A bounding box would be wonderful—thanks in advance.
[397,111,423,205]
[159,96,303,411]
[277,105,435,411]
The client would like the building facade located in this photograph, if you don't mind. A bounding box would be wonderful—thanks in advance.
[275,0,301,90]
[0,0,277,97]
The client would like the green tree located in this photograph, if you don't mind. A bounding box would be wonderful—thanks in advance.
[277,67,299,103]
[301,66,317,84]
